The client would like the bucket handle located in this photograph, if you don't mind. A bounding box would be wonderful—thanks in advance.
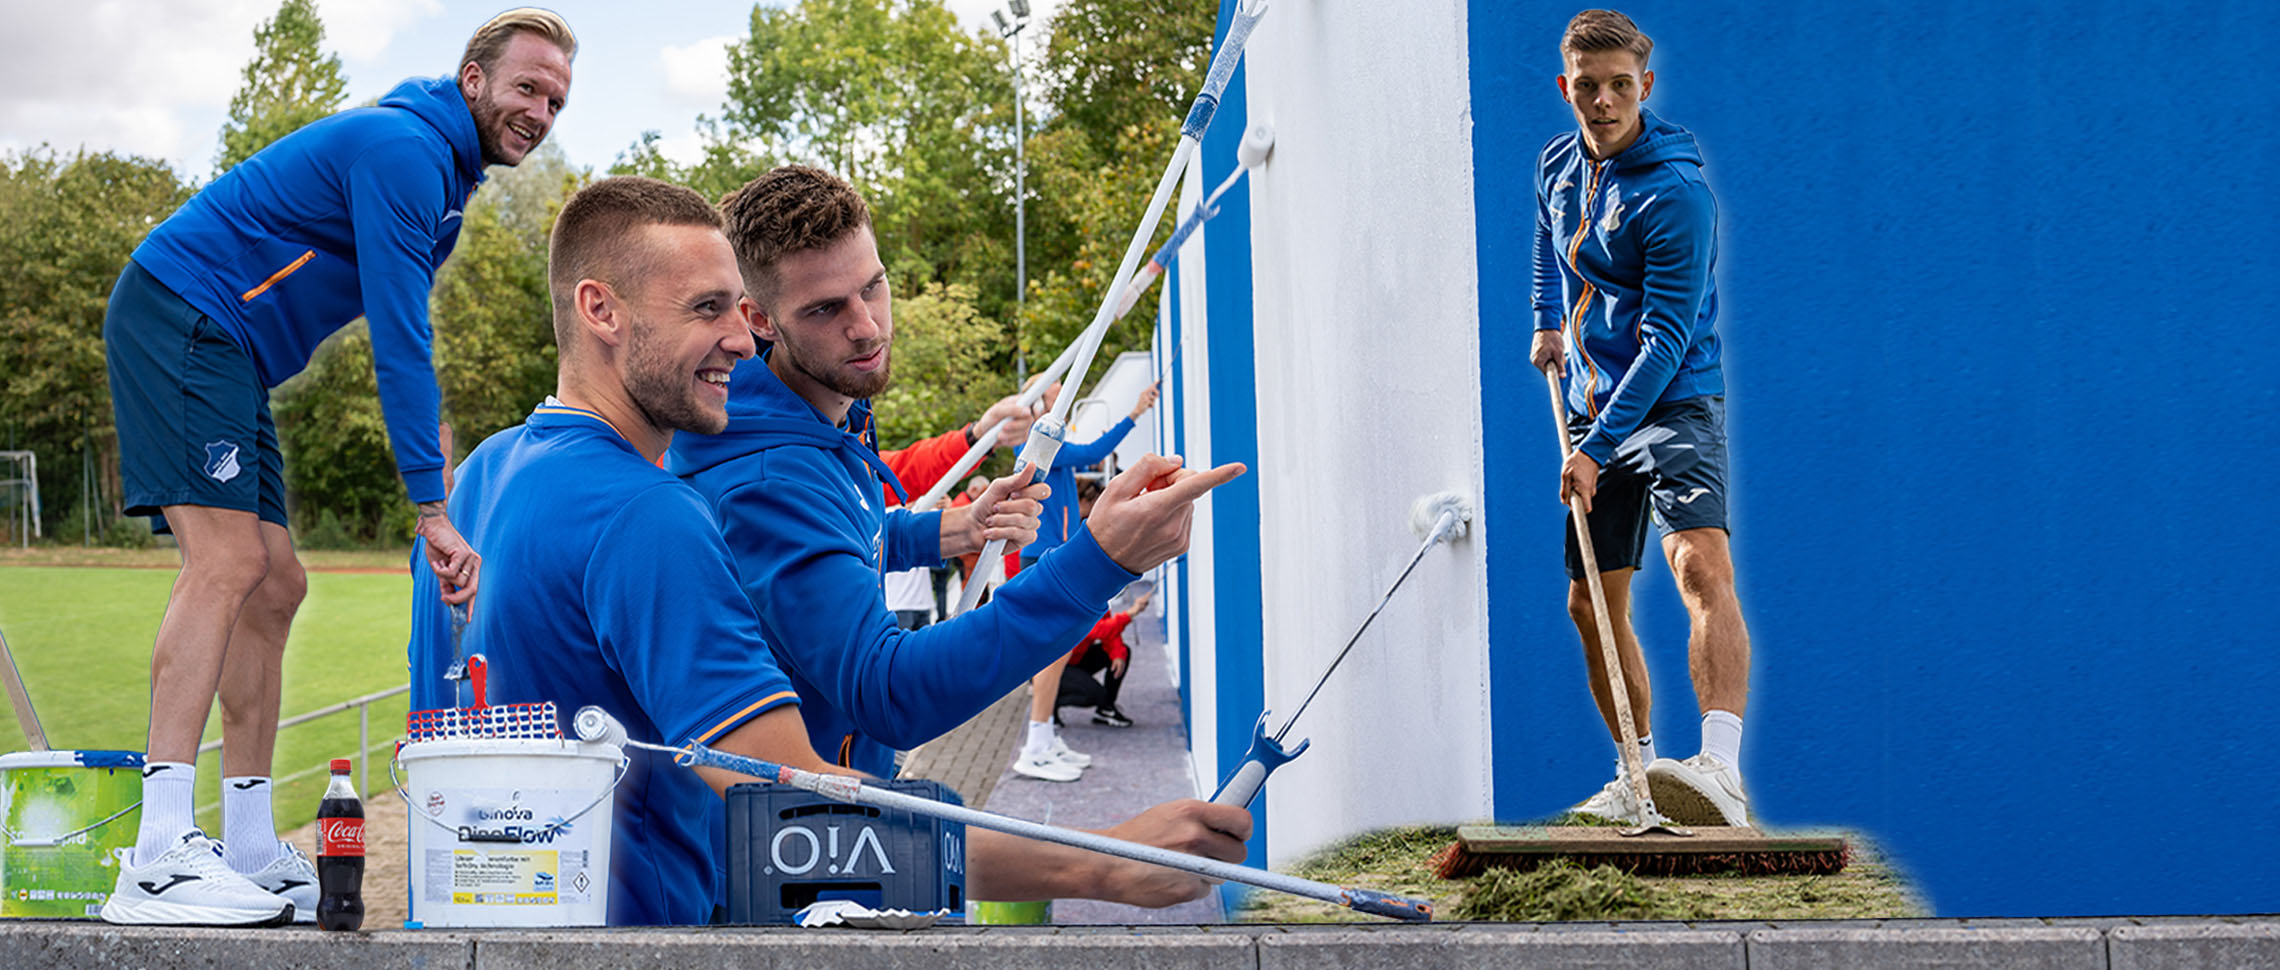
[389,744,631,844]
[6,800,142,848]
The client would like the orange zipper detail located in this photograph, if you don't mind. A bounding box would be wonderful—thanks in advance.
[240,250,315,302]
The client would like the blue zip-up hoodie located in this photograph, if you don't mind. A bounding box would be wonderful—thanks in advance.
[1532,108,1724,466]
[666,352,1139,777]
[1021,414,1134,563]
[132,76,485,503]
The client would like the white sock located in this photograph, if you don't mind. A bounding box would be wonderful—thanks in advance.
[1637,734,1659,766]
[1700,710,1744,773]
[221,775,279,872]
[133,762,196,867]
[1022,719,1055,757]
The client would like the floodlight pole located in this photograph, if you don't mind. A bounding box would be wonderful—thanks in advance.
[998,4,1031,382]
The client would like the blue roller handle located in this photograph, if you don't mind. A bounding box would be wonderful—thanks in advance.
[1342,887,1434,922]
[1209,711,1309,808]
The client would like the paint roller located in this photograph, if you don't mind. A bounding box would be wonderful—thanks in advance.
[906,6,1276,517]
[570,706,1432,921]
[1209,491,1472,809]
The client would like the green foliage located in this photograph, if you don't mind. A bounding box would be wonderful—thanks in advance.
[272,325,404,542]
[1016,0,1216,380]
[433,144,583,449]
[0,149,190,538]
[873,282,1006,450]
[216,0,349,174]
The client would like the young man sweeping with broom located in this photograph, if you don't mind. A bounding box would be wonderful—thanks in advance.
[1530,9,1755,828]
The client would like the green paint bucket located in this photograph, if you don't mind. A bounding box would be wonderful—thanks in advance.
[967,898,1053,924]
[0,750,143,919]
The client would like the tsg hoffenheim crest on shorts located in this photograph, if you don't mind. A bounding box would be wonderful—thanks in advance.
[203,440,242,483]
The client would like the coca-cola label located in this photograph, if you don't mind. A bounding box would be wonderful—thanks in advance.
[321,818,365,856]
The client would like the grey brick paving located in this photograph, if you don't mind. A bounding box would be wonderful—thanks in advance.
[10,917,2280,968]
[899,684,1029,810]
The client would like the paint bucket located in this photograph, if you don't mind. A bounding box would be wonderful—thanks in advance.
[396,732,624,927]
[0,750,143,919]
[967,898,1052,924]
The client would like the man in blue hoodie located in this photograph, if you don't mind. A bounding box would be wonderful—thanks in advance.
[1529,10,1754,829]
[669,165,1253,910]
[98,10,574,926]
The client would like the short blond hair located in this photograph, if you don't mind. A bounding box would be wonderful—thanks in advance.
[1561,9,1652,66]
[460,7,576,75]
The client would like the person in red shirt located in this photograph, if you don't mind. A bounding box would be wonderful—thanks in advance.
[1060,588,1151,728]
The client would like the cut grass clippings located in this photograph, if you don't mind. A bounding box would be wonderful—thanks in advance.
[1235,822,1928,923]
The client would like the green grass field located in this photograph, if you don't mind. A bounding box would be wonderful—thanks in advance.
[0,565,413,834]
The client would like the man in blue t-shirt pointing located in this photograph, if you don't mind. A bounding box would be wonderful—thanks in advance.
[98,9,575,927]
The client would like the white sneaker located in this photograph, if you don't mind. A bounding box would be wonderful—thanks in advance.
[245,841,318,924]
[1011,749,1082,782]
[1048,736,1092,768]
[100,830,294,927]
[1646,754,1750,827]
[1568,763,1643,824]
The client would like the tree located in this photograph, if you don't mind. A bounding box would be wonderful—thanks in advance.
[216,0,349,174]
[1014,0,1215,378]
[873,282,1008,451]
[0,149,191,537]
[432,144,583,449]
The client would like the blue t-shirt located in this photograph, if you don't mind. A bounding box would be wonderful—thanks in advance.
[407,402,800,926]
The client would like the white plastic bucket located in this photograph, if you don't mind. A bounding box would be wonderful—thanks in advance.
[397,736,624,927]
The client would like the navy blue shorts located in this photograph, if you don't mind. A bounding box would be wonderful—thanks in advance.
[105,260,287,532]
[1565,395,1728,580]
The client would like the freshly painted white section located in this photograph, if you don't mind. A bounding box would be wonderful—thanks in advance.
[1167,158,1223,799]
[1239,0,1492,866]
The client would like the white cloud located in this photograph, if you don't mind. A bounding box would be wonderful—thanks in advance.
[658,34,735,107]
[0,0,271,169]
[314,0,445,64]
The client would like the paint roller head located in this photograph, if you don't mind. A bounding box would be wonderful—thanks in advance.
[1237,122,1275,170]
[1409,490,1473,544]
[572,706,627,748]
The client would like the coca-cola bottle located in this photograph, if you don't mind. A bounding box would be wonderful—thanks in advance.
[316,758,364,931]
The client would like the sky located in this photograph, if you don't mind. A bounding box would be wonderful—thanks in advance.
[0,0,1064,181]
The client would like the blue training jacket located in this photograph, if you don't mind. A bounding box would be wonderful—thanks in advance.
[666,352,1138,778]
[132,76,485,504]
[1021,415,1134,563]
[1532,108,1725,466]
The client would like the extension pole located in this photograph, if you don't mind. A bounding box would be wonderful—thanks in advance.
[1542,365,1687,837]
[657,738,1431,921]
[951,2,1271,609]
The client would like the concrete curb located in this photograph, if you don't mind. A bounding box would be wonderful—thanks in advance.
[5,917,2278,969]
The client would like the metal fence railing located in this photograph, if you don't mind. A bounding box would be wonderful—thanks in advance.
[198,683,408,798]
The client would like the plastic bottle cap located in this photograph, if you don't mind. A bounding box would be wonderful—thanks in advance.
[330,758,352,773]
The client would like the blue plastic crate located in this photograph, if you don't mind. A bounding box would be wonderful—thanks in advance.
[723,779,966,924]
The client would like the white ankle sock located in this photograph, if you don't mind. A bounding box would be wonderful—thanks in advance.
[133,762,196,866]
[1022,719,1054,757]
[1636,734,1659,766]
[221,775,278,872]
[1700,710,1744,771]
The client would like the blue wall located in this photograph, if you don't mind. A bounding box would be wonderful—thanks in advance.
[1473,2,2280,916]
